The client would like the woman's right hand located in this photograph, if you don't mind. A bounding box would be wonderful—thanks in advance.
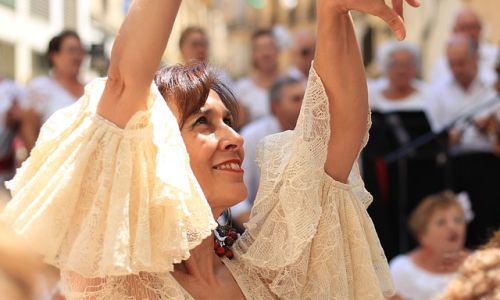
[317,0,420,40]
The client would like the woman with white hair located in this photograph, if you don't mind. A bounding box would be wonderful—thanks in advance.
[369,41,428,113]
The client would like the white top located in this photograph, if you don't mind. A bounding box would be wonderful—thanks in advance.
[390,255,456,300]
[231,116,281,217]
[369,84,430,113]
[425,75,498,154]
[234,77,270,121]
[24,76,78,123]
[287,66,307,80]
[0,80,25,181]
[429,42,498,88]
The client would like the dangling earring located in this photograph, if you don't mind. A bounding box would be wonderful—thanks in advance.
[214,208,239,259]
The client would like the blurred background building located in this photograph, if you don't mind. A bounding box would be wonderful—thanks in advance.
[1,0,498,82]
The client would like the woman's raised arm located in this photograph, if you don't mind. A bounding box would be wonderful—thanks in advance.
[315,0,419,182]
[97,0,182,128]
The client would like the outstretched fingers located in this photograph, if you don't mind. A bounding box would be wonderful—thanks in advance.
[405,0,421,8]
[392,0,403,18]
[374,3,406,40]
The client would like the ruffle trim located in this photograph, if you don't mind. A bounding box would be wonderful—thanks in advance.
[2,78,216,277]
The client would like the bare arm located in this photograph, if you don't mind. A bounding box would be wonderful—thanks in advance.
[97,0,182,128]
[315,0,419,182]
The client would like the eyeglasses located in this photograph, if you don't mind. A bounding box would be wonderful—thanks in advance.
[60,47,87,56]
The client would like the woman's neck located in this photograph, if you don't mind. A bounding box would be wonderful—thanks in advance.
[252,69,279,90]
[52,70,80,85]
[411,247,466,274]
[382,85,416,101]
[173,234,221,282]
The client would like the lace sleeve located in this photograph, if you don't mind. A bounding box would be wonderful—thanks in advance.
[231,66,393,299]
[2,78,216,280]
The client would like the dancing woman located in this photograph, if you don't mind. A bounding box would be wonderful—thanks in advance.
[2,0,419,298]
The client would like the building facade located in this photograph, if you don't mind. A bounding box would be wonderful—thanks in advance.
[0,0,105,83]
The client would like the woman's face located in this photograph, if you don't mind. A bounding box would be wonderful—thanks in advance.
[51,36,85,77]
[420,206,466,254]
[179,90,247,215]
[387,50,417,90]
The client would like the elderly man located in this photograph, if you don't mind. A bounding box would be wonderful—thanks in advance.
[287,31,316,80]
[427,35,500,247]
[430,9,498,87]
[232,77,306,225]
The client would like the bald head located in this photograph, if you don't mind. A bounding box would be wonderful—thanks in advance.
[290,31,316,77]
[447,35,479,90]
[453,9,483,43]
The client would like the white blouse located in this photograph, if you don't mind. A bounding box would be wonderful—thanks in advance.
[390,255,456,300]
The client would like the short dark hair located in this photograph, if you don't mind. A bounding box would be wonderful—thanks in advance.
[155,62,238,128]
[269,76,303,103]
[47,30,81,67]
[179,26,207,49]
[251,28,274,44]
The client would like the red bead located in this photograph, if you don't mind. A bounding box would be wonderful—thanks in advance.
[228,231,238,240]
[215,245,226,256]
[225,236,235,247]
[225,249,234,259]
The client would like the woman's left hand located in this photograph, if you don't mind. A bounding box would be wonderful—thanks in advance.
[318,0,421,40]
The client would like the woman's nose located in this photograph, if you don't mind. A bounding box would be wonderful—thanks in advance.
[219,126,244,151]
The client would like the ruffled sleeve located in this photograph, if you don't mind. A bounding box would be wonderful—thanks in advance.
[230,66,394,299]
[1,78,216,277]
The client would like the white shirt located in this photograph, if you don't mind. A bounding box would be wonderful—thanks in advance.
[234,77,270,122]
[426,75,498,154]
[0,80,25,181]
[286,66,307,81]
[390,255,456,300]
[430,42,498,88]
[369,83,430,113]
[24,76,78,123]
[232,116,281,217]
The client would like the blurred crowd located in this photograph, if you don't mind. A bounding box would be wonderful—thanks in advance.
[0,6,499,300]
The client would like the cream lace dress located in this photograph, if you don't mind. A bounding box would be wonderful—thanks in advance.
[1,67,393,299]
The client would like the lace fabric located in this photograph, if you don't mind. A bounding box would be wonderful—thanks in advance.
[1,78,216,278]
[3,67,393,299]
[227,67,392,299]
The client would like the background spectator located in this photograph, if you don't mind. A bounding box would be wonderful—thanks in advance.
[235,29,281,125]
[430,9,498,87]
[232,76,306,225]
[20,30,86,153]
[426,34,500,247]
[390,191,469,300]
[178,26,234,88]
[363,42,445,258]
[0,79,25,185]
[287,31,316,81]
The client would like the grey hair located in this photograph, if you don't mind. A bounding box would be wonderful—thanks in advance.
[269,76,303,103]
[378,41,422,76]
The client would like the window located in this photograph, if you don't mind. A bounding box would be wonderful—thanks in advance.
[64,0,77,29]
[30,0,50,20]
[0,40,15,79]
[0,0,15,9]
[32,50,49,78]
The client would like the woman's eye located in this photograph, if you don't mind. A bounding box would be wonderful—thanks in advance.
[194,116,208,126]
[223,118,233,127]
[435,219,446,227]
